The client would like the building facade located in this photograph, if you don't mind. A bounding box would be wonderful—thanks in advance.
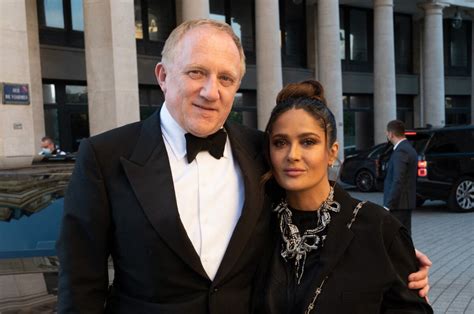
[1,0,473,168]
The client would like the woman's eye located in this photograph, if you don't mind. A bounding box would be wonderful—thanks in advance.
[272,139,287,148]
[188,70,204,79]
[302,139,317,146]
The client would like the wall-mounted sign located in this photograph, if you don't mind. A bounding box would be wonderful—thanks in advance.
[1,83,30,105]
[13,123,23,130]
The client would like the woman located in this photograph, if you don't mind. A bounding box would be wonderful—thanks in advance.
[262,80,433,313]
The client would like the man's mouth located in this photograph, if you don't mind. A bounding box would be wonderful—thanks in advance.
[194,103,216,111]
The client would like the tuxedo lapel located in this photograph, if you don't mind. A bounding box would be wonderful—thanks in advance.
[120,110,208,279]
[213,123,266,284]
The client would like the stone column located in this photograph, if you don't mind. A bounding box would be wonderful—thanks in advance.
[317,0,344,159]
[255,0,283,130]
[26,1,46,155]
[83,0,140,136]
[0,0,44,168]
[413,19,423,127]
[180,0,209,22]
[420,2,448,127]
[373,0,397,144]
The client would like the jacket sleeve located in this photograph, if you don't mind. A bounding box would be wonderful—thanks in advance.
[56,138,111,313]
[381,219,433,313]
[385,149,410,209]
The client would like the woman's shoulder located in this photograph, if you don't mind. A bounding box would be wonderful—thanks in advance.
[337,191,404,237]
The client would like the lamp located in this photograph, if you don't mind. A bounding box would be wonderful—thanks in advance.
[451,7,463,29]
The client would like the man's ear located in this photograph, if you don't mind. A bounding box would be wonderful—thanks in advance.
[155,63,167,94]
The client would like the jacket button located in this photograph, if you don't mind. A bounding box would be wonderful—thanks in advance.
[213,288,218,293]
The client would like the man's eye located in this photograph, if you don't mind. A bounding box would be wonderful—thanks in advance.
[188,70,204,79]
[219,75,235,87]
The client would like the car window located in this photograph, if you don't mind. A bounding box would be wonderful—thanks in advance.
[368,143,388,158]
[406,133,431,154]
[425,130,474,154]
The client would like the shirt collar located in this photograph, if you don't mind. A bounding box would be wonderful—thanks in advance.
[160,102,187,160]
[393,138,406,151]
[160,102,231,161]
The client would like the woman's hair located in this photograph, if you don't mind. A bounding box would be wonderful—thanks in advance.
[262,80,338,187]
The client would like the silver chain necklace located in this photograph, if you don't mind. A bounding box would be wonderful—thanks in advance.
[274,187,340,284]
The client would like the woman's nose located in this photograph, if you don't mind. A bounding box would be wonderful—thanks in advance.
[287,143,300,161]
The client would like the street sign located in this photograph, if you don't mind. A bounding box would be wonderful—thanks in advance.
[1,83,30,105]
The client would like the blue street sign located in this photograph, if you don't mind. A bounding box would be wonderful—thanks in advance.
[2,83,30,105]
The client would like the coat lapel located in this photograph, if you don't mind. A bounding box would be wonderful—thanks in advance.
[213,122,267,284]
[120,110,208,279]
[309,185,357,290]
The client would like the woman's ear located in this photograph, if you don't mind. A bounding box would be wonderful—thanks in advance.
[329,141,339,166]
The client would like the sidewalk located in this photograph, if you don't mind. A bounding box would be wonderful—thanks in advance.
[348,189,474,314]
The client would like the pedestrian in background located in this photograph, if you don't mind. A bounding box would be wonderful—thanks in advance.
[38,136,66,156]
[384,120,418,234]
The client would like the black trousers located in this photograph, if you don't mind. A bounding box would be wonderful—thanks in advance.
[390,209,412,235]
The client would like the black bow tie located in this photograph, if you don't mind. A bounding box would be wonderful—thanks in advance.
[185,129,227,163]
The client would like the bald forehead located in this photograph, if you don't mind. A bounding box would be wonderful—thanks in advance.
[179,26,237,51]
[170,25,245,78]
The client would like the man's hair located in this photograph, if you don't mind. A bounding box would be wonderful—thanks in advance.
[41,136,54,144]
[161,19,246,78]
[386,120,406,137]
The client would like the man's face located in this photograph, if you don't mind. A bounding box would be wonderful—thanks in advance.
[386,130,394,144]
[156,26,242,137]
[41,140,54,150]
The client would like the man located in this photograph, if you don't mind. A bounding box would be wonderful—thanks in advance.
[384,120,418,234]
[57,20,430,313]
[39,136,65,156]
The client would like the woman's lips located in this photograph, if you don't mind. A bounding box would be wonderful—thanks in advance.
[284,168,305,177]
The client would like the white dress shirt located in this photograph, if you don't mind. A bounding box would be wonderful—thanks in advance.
[160,103,244,280]
[393,138,406,151]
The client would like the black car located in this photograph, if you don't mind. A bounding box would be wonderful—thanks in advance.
[410,125,474,212]
[340,142,393,192]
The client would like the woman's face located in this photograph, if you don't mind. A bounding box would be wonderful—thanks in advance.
[269,109,338,195]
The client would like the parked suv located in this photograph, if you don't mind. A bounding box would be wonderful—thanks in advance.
[411,125,474,212]
[340,143,392,192]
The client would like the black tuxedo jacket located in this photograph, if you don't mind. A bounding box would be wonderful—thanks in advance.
[56,110,272,313]
[383,140,418,210]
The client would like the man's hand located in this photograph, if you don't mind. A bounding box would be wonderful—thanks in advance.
[408,249,432,299]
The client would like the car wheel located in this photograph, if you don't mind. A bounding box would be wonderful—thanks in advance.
[448,177,474,212]
[355,170,375,192]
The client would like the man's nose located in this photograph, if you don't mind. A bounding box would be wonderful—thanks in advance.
[200,76,220,101]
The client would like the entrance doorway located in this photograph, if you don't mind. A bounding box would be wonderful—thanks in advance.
[43,82,89,153]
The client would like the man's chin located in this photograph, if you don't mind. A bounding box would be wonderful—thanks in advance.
[187,125,222,138]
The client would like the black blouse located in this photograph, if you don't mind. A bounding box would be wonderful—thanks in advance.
[264,207,335,314]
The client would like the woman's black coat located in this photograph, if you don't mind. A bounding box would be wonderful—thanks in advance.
[263,184,433,314]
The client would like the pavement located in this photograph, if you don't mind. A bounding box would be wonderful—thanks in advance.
[348,188,474,314]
